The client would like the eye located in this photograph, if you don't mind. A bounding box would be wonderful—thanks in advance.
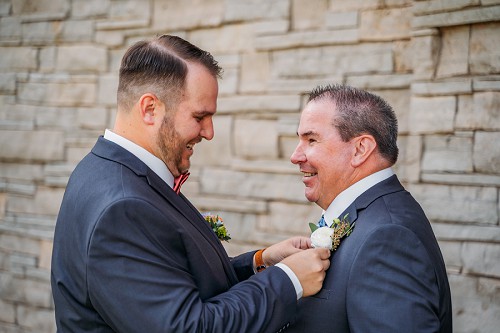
[308,138,316,144]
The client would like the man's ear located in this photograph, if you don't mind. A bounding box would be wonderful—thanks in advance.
[139,93,158,125]
[351,135,377,168]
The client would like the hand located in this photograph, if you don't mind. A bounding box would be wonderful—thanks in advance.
[281,248,331,297]
[262,237,312,266]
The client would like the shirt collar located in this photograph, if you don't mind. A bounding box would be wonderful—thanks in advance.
[322,168,394,226]
[103,129,175,188]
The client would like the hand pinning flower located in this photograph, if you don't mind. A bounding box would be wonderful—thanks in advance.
[309,214,355,251]
[203,213,231,242]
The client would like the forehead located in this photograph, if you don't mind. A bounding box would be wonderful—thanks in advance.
[298,99,336,133]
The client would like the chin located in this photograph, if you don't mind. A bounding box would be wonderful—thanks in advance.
[179,161,191,173]
[304,193,317,203]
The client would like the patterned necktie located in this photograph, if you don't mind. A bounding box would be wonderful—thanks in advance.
[318,215,327,227]
[173,172,190,194]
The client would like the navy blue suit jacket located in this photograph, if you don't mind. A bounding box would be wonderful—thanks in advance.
[288,175,452,332]
[51,137,297,332]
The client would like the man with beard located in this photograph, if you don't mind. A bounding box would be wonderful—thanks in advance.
[51,35,330,332]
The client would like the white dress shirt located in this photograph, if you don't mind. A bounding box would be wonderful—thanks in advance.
[322,168,394,226]
[104,129,175,188]
[103,129,304,299]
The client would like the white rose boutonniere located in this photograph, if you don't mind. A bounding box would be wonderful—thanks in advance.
[202,213,231,242]
[309,214,355,251]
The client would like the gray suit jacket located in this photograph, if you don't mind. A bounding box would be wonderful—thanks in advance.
[51,136,297,332]
[288,175,452,332]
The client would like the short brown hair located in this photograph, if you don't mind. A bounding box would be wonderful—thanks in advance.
[117,35,222,111]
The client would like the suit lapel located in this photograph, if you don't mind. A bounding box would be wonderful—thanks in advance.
[339,175,405,227]
[92,137,239,285]
[146,169,240,286]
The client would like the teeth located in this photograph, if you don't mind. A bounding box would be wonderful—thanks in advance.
[186,144,193,150]
[303,172,317,177]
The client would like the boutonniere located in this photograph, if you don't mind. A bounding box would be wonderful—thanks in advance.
[309,214,355,251]
[203,213,231,242]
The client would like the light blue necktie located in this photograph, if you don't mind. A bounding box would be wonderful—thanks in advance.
[318,215,326,227]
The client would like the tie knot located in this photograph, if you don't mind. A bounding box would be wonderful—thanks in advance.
[173,172,190,194]
[317,215,326,227]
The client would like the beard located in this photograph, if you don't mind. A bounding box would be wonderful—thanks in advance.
[157,114,188,177]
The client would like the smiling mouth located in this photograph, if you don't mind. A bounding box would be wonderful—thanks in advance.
[302,172,317,177]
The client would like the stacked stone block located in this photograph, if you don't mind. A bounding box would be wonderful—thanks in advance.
[0,0,498,332]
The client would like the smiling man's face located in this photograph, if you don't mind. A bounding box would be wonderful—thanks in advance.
[290,99,355,210]
[156,62,218,177]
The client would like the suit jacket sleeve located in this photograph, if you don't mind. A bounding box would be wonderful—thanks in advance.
[346,224,441,332]
[86,198,297,333]
[231,251,258,281]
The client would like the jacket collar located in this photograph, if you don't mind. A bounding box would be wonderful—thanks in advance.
[91,136,239,285]
[340,175,404,225]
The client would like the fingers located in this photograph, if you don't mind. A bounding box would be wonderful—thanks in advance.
[291,236,313,250]
[301,237,312,249]
[316,247,331,260]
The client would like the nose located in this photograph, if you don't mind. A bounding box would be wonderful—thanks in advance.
[290,142,305,165]
[200,117,214,141]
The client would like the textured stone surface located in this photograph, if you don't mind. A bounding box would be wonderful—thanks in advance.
[0,47,37,70]
[0,1,499,332]
[71,0,110,18]
[292,0,328,30]
[255,29,359,50]
[201,168,306,202]
[7,186,65,216]
[265,201,319,234]
[409,184,498,224]
[411,29,440,80]
[188,24,255,54]
[240,52,270,93]
[413,5,500,28]
[18,81,96,107]
[225,0,289,22]
[450,274,500,333]
[12,0,69,16]
[474,131,500,173]
[217,94,301,113]
[325,11,358,29]
[470,22,500,74]
[412,79,472,95]
[413,0,481,15]
[456,92,500,130]
[234,119,279,159]
[437,26,470,78]
[360,7,412,41]
[421,134,473,172]
[152,0,224,30]
[0,130,64,162]
[271,44,393,77]
[56,45,107,72]
[409,96,456,133]
[16,305,56,332]
[462,242,500,278]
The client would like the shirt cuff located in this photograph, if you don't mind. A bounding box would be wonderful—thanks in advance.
[275,263,303,300]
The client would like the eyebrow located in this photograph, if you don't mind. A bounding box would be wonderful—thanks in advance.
[193,110,215,117]
[296,130,317,137]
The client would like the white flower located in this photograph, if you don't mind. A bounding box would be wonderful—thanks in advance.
[311,227,334,250]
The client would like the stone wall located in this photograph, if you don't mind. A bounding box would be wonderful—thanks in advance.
[0,0,499,332]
